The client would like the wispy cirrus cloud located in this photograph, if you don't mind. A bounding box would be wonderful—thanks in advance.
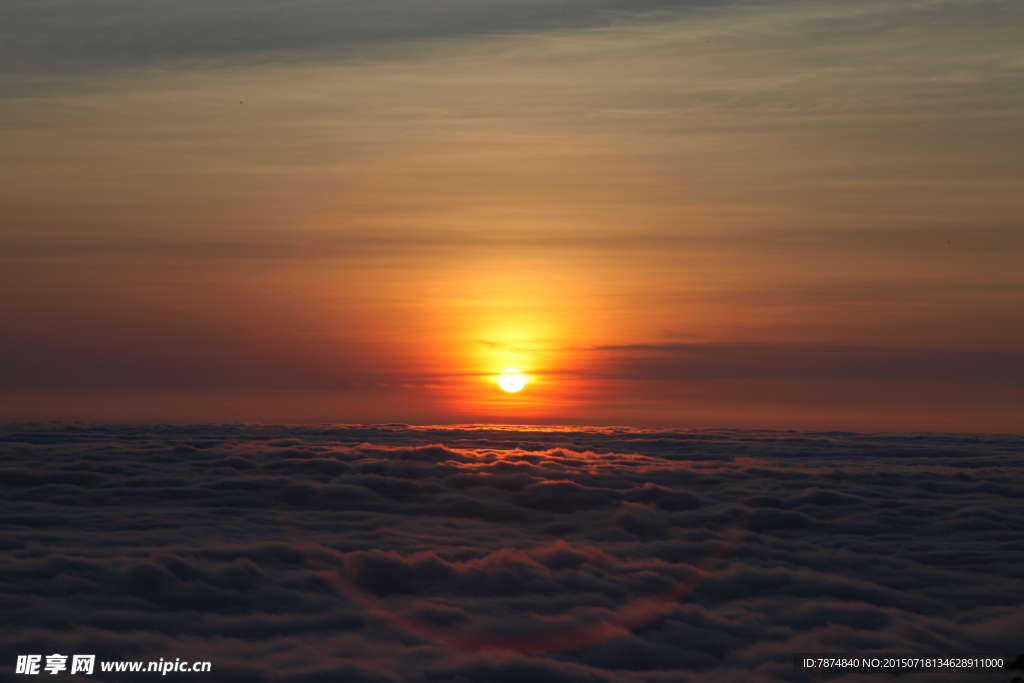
[0,0,728,69]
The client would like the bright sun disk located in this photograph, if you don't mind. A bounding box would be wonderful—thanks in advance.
[497,369,527,393]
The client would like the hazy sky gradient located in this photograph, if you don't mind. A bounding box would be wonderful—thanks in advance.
[2,0,1022,430]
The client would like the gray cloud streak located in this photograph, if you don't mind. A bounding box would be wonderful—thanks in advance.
[0,0,725,69]
[576,343,1024,383]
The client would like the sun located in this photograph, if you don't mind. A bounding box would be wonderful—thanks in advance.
[497,368,527,393]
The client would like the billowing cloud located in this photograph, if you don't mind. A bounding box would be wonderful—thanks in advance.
[1,423,1021,681]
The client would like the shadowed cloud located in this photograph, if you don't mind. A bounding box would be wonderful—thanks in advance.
[0,423,1021,681]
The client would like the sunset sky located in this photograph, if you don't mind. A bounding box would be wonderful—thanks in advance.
[2,0,1022,431]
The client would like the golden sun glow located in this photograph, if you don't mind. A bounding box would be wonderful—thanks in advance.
[497,369,527,393]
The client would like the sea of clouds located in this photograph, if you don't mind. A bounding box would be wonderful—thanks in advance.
[1,423,1022,682]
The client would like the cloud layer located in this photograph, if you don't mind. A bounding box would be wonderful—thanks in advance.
[1,423,1022,682]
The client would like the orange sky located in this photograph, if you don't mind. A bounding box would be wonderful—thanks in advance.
[1,0,1022,431]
